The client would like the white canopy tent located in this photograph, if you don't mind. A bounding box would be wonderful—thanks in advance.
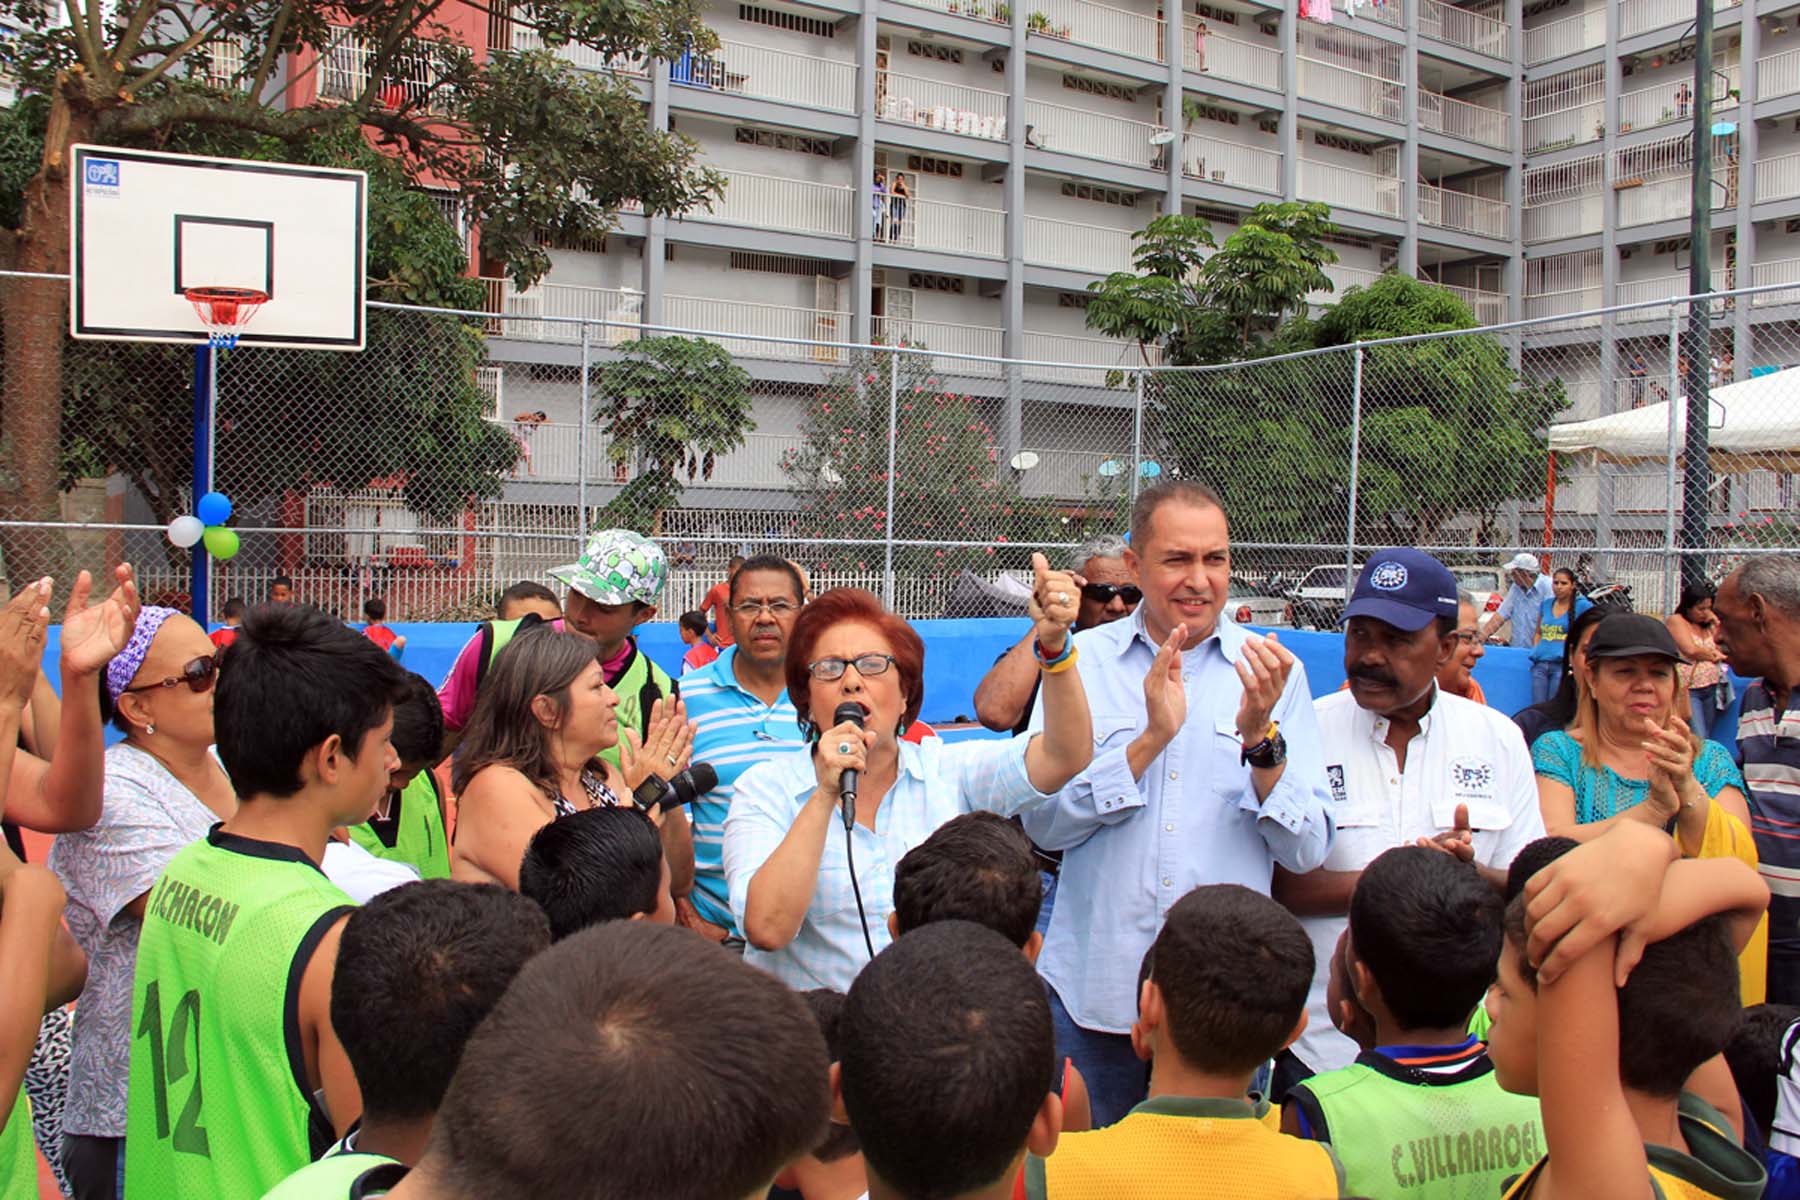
[1546,370,1800,473]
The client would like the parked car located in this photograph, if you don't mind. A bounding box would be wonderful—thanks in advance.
[1228,577,1292,628]
[1448,566,1507,616]
[1286,563,1361,630]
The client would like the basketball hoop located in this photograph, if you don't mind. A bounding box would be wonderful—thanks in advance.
[184,286,268,349]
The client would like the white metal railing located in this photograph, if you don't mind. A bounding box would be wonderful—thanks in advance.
[873,317,1004,376]
[1524,8,1606,66]
[1618,68,1737,135]
[1620,0,1740,40]
[1297,56,1403,121]
[481,279,646,344]
[1617,173,1730,227]
[1442,283,1508,324]
[1418,0,1510,58]
[1023,215,1139,275]
[1758,152,1800,204]
[881,196,1005,257]
[689,168,854,239]
[1013,448,1131,498]
[663,295,851,363]
[669,39,856,113]
[1418,90,1510,150]
[1760,47,1800,103]
[1184,25,1281,90]
[1024,98,1164,168]
[878,71,1008,139]
[1036,0,1164,62]
[1524,102,1605,154]
[320,27,457,112]
[508,20,647,76]
[1614,269,1730,310]
[1419,183,1509,238]
[501,423,805,489]
[1752,257,1800,306]
[1522,285,1604,326]
[1018,331,1163,385]
[1182,132,1282,194]
[1297,159,1401,217]
[1308,263,1385,306]
[1523,193,1604,242]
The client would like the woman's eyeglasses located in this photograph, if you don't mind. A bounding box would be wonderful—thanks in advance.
[122,653,220,695]
[1081,583,1143,605]
[807,653,896,681]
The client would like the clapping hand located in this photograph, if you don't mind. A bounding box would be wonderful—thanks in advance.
[1643,715,1697,823]
[620,696,697,796]
[1142,623,1188,742]
[59,564,141,679]
[1234,634,1295,746]
[0,578,52,710]
[1028,552,1080,656]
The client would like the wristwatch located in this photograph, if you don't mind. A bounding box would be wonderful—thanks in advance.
[1241,722,1287,769]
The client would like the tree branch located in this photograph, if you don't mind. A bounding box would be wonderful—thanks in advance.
[249,0,296,98]
[115,0,176,69]
[120,12,233,98]
[60,0,102,77]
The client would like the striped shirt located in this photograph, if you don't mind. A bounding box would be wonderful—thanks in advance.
[1739,682,1800,960]
[681,648,804,931]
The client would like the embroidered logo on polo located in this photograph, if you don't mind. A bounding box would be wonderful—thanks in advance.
[1326,763,1348,806]
[1451,757,1494,793]
[1371,562,1409,591]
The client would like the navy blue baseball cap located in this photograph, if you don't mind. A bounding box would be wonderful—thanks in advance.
[1342,548,1460,632]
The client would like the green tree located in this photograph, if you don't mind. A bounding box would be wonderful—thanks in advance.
[0,0,724,578]
[595,336,755,531]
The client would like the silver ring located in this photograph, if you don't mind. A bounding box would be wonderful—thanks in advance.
[1055,591,1070,604]
[665,754,677,766]
[837,741,852,755]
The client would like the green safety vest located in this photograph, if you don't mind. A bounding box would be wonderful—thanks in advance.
[125,827,356,1200]
[347,770,450,880]
[1290,1053,1544,1200]
[0,1091,32,1200]
[259,1151,399,1199]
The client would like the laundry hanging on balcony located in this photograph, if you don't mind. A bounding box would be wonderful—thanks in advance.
[1298,0,1334,23]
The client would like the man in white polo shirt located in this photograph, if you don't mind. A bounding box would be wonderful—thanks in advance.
[1272,547,1543,1092]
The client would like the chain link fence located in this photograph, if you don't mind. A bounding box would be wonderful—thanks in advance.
[4,268,1800,623]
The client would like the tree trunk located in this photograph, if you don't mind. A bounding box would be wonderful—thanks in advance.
[0,91,94,588]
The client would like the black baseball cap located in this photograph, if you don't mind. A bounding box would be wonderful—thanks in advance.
[1583,613,1687,664]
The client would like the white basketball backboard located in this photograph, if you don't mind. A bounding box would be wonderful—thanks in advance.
[69,145,367,350]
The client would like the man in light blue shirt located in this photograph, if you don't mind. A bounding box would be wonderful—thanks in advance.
[1021,480,1335,1127]
[1483,552,1554,649]
[678,556,809,941]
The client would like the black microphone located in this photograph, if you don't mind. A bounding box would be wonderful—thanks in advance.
[833,701,865,831]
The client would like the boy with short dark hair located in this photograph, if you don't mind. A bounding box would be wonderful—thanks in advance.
[371,922,830,1200]
[347,673,449,880]
[496,580,560,623]
[679,609,719,675]
[361,598,405,659]
[210,596,246,648]
[1282,847,1543,1198]
[517,805,675,939]
[125,604,410,1199]
[839,921,1062,1200]
[772,990,867,1200]
[1026,885,1341,1198]
[259,879,551,1196]
[1485,821,1769,1198]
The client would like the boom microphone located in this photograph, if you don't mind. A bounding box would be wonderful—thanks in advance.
[833,701,866,832]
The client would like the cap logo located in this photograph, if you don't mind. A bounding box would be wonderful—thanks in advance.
[1371,562,1409,591]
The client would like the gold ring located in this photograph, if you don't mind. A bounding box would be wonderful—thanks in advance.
[666,754,677,766]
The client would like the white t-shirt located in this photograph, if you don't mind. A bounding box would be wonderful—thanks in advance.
[1295,687,1545,1073]
[323,839,420,904]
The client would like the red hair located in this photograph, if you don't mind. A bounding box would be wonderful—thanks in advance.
[785,588,925,736]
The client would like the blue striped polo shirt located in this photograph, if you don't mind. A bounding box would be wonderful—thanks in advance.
[1740,681,1800,962]
[682,647,805,931]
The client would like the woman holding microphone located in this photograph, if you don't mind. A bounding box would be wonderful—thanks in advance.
[724,554,1091,990]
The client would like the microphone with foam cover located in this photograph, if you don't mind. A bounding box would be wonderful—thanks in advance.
[833,701,865,831]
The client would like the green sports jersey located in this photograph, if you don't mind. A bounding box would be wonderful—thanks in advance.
[597,642,674,773]
[125,826,355,1200]
[0,1091,31,1200]
[348,770,449,880]
[260,1151,399,1199]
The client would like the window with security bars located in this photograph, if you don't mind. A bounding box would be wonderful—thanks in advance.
[319,27,459,114]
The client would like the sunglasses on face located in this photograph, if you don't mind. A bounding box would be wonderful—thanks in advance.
[122,653,220,695]
[1081,583,1143,606]
[807,653,897,682]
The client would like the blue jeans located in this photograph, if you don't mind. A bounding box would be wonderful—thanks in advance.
[1530,659,1562,705]
[1689,687,1719,741]
[1036,871,1057,938]
[1047,984,1148,1128]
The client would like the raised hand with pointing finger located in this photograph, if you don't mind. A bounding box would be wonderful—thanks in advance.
[1417,802,1476,863]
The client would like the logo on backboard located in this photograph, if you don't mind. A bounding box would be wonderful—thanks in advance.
[83,158,120,196]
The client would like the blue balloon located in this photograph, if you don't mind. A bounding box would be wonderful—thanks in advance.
[196,491,233,526]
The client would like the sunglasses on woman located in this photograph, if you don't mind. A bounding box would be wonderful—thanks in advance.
[122,653,221,695]
[1081,582,1143,605]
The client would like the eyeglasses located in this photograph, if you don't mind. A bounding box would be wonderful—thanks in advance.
[1081,583,1143,606]
[807,653,896,681]
[1450,630,1482,646]
[122,653,220,695]
[730,599,801,618]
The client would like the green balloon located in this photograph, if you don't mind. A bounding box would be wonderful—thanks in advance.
[202,526,240,560]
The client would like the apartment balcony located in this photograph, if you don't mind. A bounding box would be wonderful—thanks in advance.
[668,38,857,113]
[872,316,1004,374]
[1523,194,1603,242]
[1034,0,1164,63]
[1524,9,1605,67]
[1751,257,1800,306]
[1183,23,1280,91]
[1616,174,1731,228]
[1619,0,1740,43]
[1615,268,1731,310]
[1418,90,1510,151]
[1297,57,1403,122]
[1024,215,1138,275]
[1024,98,1164,169]
[688,168,854,239]
[1418,183,1508,239]
[1308,263,1385,306]
[1759,47,1800,103]
[885,0,1014,24]
[664,294,850,362]
[1617,68,1737,137]
[1297,160,1402,219]
[1417,0,1510,59]
[319,27,457,112]
[1012,448,1134,498]
[1181,132,1282,195]
[1524,81,1604,155]
[1441,283,1508,325]
[503,423,805,489]
[878,71,1008,141]
[508,21,647,76]
[879,196,1005,258]
[1018,331,1163,386]
[1757,152,1800,205]
[481,279,643,344]
[1522,285,1604,327]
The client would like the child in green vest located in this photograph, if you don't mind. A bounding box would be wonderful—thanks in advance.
[1281,846,1543,1199]
[259,879,551,1197]
[125,603,410,1200]
[1486,822,1770,1200]
[347,673,449,879]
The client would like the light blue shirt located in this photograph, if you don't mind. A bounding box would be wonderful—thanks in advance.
[681,648,805,931]
[724,733,1051,991]
[1020,608,1335,1034]
[1496,574,1554,648]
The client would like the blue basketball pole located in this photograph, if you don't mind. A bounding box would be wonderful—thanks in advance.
[190,345,212,627]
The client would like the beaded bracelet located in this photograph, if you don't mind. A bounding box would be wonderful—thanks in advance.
[1038,645,1079,675]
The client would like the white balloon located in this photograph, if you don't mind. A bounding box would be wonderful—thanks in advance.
[167,515,205,549]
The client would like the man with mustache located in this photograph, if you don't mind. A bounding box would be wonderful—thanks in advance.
[1273,548,1543,1095]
